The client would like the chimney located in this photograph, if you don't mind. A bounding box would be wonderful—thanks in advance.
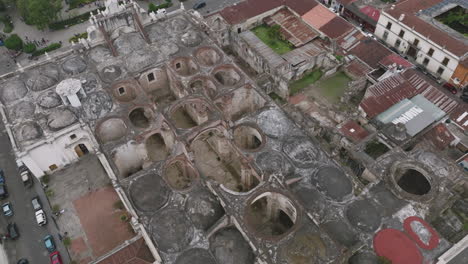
[399,14,405,21]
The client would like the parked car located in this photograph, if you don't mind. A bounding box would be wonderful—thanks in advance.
[443,83,458,94]
[0,168,4,183]
[50,251,63,264]
[7,223,19,239]
[31,196,42,211]
[2,202,13,217]
[19,166,33,188]
[0,184,8,200]
[35,209,47,226]
[43,235,56,252]
[17,259,28,264]
[193,1,206,10]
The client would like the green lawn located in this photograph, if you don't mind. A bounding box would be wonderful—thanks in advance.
[316,71,351,103]
[252,25,294,55]
[289,69,323,95]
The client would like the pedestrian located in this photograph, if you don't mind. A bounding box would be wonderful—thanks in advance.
[25,36,29,41]
[41,38,45,44]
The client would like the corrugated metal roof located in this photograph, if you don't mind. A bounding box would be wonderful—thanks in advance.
[240,31,285,69]
[425,123,455,150]
[281,42,323,65]
[450,104,468,131]
[339,120,369,142]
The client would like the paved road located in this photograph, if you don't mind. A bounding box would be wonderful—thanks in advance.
[0,122,70,264]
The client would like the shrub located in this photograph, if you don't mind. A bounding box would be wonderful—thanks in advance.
[46,189,54,197]
[69,32,88,43]
[32,42,62,57]
[113,200,124,210]
[23,43,37,53]
[0,15,13,33]
[49,7,105,30]
[120,214,128,222]
[52,204,60,214]
[41,174,50,184]
[148,2,172,13]
[63,237,71,247]
[4,34,23,51]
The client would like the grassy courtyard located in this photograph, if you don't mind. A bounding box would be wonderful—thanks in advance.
[289,69,323,95]
[316,71,352,103]
[252,25,294,55]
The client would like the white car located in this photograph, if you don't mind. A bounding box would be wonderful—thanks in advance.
[35,209,47,226]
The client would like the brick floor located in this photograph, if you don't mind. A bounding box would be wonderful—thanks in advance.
[73,187,134,257]
[70,237,87,255]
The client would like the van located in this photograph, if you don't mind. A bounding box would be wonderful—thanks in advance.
[31,196,42,211]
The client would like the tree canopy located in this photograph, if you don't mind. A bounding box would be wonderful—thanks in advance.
[17,0,62,29]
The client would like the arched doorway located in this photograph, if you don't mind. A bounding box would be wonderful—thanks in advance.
[75,143,89,157]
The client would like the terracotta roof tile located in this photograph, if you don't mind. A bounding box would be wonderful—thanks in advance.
[349,38,393,68]
[425,123,455,150]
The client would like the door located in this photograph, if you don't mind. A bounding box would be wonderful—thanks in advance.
[74,144,89,157]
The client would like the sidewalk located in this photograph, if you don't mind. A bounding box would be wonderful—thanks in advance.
[0,244,8,264]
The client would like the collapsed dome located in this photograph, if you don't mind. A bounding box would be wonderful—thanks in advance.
[170,100,213,129]
[8,101,35,121]
[15,121,43,141]
[112,141,146,178]
[129,107,152,129]
[82,91,113,120]
[129,173,170,212]
[233,124,265,151]
[170,57,199,77]
[164,160,197,191]
[212,65,242,86]
[396,168,431,196]
[0,78,28,104]
[96,118,127,143]
[99,65,122,83]
[37,90,62,109]
[145,133,170,161]
[25,64,60,91]
[180,31,202,47]
[62,56,87,74]
[188,76,217,99]
[195,47,222,67]
[245,192,298,239]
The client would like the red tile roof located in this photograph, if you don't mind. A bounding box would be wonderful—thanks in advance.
[340,121,369,142]
[385,0,468,57]
[449,104,468,131]
[379,54,413,69]
[360,6,380,22]
[345,59,372,77]
[349,38,393,68]
[319,16,355,39]
[216,0,318,25]
[264,8,318,47]
[97,238,154,264]
[425,123,455,150]
[360,68,461,118]
[301,4,354,39]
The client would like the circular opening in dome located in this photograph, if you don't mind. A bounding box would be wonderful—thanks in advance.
[129,107,150,128]
[246,192,298,238]
[233,125,264,151]
[164,160,197,191]
[189,77,217,99]
[396,169,431,195]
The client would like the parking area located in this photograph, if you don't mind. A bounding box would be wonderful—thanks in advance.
[47,154,133,262]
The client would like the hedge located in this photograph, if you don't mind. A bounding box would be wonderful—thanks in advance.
[23,43,37,53]
[69,32,88,43]
[0,15,14,33]
[4,34,23,51]
[148,2,172,13]
[49,7,105,30]
[32,43,61,57]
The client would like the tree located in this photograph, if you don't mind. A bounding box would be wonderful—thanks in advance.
[16,0,62,29]
[4,34,23,51]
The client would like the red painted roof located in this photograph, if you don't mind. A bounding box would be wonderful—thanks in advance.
[301,4,354,40]
[216,0,318,25]
[425,123,455,150]
[373,229,423,264]
[340,121,369,142]
[403,216,440,250]
[360,6,380,22]
[379,54,413,69]
[385,0,468,57]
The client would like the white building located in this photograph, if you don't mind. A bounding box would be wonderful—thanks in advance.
[374,0,468,87]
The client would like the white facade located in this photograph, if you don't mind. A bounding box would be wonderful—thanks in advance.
[374,11,461,82]
[16,123,99,178]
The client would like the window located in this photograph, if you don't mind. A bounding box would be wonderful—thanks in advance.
[395,39,401,48]
[118,87,126,95]
[422,58,430,66]
[437,67,444,75]
[386,22,392,30]
[399,30,405,37]
[442,57,449,66]
[413,38,419,46]
[49,164,58,171]
[237,27,241,33]
[147,72,155,82]
[427,48,434,57]
[70,134,77,140]
[175,62,181,69]
[383,31,389,40]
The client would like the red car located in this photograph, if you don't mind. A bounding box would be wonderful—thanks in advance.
[49,251,62,264]
[443,83,458,94]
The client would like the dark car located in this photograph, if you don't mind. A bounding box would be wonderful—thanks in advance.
[443,83,458,94]
[0,168,4,183]
[0,184,8,200]
[19,166,33,188]
[17,259,29,264]
[193,2,206,10]
[50,251,63,264]
[7,223,19,239]
[44,235,56,252]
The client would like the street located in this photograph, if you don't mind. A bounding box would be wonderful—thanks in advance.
[0,122,70,264]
